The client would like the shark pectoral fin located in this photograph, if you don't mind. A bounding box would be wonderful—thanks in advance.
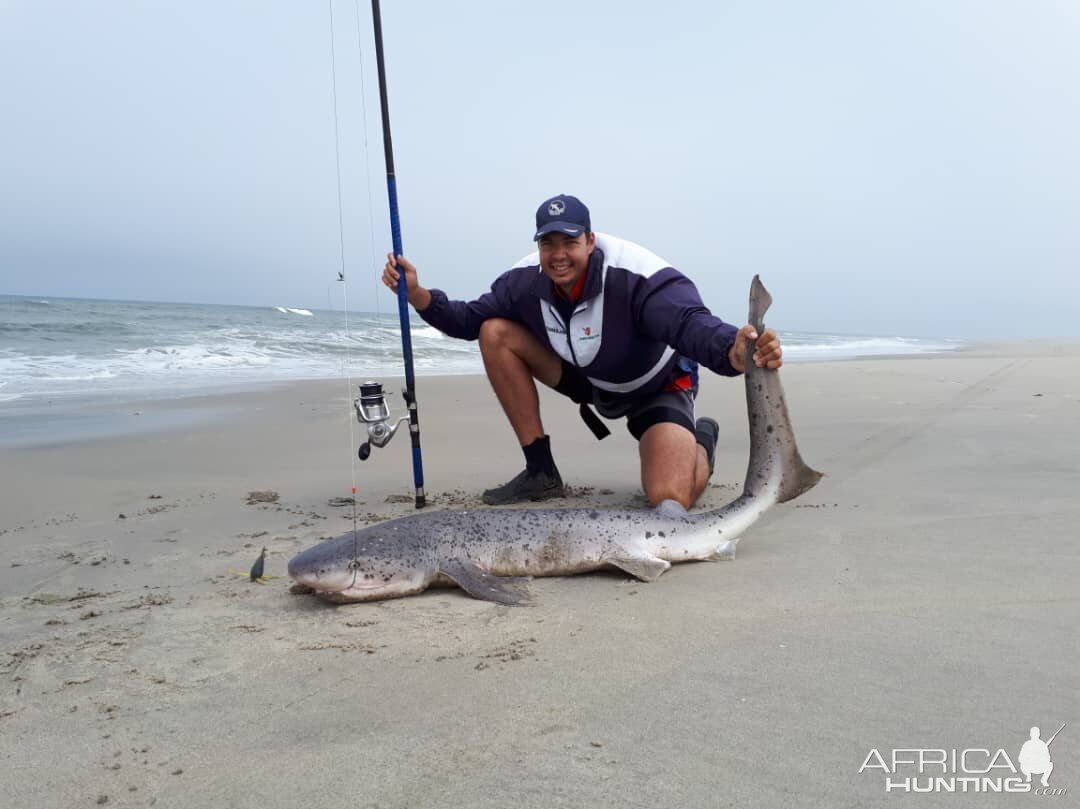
[606,554,671,582]
[439,559,531,606]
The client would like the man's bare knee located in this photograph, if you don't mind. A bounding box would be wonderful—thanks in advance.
[478,317,515,351]
[479,318,561,386]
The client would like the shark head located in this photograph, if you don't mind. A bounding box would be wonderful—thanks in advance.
[287,526,436,602]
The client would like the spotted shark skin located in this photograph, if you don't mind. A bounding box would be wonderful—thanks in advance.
[288,275,822,604]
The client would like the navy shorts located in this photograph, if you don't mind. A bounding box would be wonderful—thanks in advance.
[556,362,697,441]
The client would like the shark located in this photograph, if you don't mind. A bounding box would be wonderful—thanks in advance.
[288,275,822,604]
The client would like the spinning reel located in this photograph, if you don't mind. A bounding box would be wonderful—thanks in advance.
[354,380,413,461]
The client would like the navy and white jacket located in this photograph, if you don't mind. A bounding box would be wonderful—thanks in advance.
[419,233,741,403]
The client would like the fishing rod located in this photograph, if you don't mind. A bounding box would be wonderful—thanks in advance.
[354,0,426,508]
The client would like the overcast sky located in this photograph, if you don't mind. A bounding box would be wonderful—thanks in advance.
[1,1,1077,338]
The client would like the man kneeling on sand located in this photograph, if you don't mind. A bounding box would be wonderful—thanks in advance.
[382,194,782,508]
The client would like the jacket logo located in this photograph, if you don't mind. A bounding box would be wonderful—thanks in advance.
[580,326,599,340]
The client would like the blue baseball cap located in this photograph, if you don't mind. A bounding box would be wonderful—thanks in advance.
[533,195,591,241]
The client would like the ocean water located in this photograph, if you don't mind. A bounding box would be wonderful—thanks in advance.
[0,295,477,405]
[0,293,962,411]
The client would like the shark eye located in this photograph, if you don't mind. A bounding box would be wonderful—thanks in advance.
[347,559,362,572]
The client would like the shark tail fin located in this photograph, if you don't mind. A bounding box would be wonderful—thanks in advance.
[748,275,773,331]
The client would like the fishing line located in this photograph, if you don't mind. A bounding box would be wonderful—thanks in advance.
[352,0,385,334]
[328,0,360,590]
[319,0,425,593]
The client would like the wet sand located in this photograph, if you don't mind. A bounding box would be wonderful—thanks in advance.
[1,344,1078,808]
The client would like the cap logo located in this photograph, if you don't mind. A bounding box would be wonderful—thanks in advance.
[548,200,566,217]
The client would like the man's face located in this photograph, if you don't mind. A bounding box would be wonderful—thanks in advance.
[537,231,595,291]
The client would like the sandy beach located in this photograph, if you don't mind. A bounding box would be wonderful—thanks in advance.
[1,344,1078,808]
